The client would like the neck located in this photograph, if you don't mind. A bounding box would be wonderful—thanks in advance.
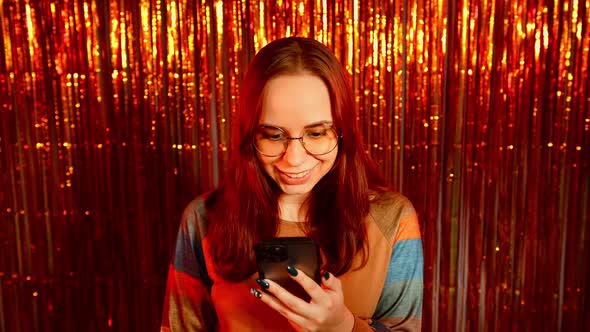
[278,193,308,222]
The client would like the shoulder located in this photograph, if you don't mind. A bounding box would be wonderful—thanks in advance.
[368,190,418,244]
[179,191,216,240]
[172,192,217,285]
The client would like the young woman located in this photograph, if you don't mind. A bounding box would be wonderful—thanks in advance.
[161,37,423,331]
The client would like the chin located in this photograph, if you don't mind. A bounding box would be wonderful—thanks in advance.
[279,183,315,196]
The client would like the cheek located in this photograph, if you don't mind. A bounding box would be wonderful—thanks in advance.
[257,155,277,174]
[314,151,338,178]
[321,149,338,168]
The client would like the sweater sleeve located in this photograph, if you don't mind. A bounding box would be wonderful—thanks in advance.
[161,198,217,332]
[371,200,423,331]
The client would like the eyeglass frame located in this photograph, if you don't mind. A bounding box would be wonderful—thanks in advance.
[252,122,342,157]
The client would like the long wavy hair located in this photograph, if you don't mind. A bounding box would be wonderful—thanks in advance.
[206,37,386,281]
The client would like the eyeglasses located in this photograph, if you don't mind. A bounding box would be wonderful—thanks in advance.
[253,122,341,157]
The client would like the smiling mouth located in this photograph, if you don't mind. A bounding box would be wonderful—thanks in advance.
[283,170,311,179]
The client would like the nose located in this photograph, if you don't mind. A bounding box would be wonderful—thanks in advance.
[282,138,307,166]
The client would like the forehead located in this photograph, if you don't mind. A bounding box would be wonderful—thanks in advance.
[259,74,332,130]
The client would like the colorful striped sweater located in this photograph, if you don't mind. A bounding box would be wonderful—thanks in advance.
[161,191,423,331]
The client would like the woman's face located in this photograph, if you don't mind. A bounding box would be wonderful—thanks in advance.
[257,73,338,198]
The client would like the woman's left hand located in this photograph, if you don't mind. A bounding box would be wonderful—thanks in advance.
[252,268,355,332]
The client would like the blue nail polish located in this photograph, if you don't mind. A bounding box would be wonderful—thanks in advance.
[323,270,330,280]
[286,265,298,276]
[256,278,269,289]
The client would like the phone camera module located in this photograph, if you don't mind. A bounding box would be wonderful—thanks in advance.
[271,245,288,262]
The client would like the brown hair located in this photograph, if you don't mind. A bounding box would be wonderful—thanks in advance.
[206,37,386,281]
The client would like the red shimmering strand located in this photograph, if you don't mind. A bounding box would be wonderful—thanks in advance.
[0,1,588,331]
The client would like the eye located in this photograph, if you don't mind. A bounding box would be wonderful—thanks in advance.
[260,128,285,141]
[267,133,284,140]
[305,128,328,139]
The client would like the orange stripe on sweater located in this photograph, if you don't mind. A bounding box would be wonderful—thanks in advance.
[393,215,421,242]
[166,264,209,301]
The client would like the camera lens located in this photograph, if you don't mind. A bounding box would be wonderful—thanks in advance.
[272,245,287,261]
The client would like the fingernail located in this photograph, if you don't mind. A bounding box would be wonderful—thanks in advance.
[286,265,298,276]
[256,278,269,289]
[250,288,262,299]
[323,270,330,280]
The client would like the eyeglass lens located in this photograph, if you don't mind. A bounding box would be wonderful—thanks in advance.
[254,124,338,157]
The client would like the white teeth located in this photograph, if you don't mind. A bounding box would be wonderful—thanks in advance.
[285,171,309,178]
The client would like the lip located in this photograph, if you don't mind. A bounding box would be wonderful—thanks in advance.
[276,166,316,186]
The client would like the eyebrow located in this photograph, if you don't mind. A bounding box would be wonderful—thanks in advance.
[258,120,333,130]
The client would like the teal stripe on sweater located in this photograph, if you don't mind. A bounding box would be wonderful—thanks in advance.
[385,238,423,283]
[373,239,423,320]
[376,278,423,318]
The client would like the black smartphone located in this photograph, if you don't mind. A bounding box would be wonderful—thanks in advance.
[254,237,321,302]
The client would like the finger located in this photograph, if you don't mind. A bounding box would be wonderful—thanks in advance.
[285,266,330,306]
[250,287,308,328]
[320,270,342,292]
[262,277,310,310]
[262,276,327,322]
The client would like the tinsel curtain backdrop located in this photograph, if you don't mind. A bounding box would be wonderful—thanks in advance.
[0,0,588,331]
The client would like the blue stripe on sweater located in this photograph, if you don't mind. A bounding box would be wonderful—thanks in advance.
[385,238,423,283]
[173,226,212,288]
